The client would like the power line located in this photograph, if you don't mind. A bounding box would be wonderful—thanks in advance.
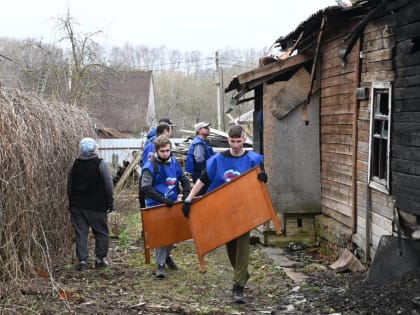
[133,57,213,69]
[219,57,256,66]
[219,62,254,69]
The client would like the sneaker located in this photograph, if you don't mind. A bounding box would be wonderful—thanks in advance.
[155,264,166,279]
[77,260,88,271]
[95,258,109,269]
[165,256,178,270]
[232,284,245,303]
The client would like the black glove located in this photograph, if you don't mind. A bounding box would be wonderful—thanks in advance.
[182,191,191,202]
[164,198,174,207]
[257,162,268,183]
[257,171,268,183]
[182,201,191,218]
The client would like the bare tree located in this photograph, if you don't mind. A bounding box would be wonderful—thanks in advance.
[56,9,109,106]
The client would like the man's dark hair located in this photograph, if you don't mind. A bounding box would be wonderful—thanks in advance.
[154,135,172,151]
[156,123,171,136]
[158,117,175,126]
[227,125,244,138]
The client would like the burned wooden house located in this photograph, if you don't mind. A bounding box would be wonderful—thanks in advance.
[226,0,420,261]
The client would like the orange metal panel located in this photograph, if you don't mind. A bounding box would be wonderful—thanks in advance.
[188,166,281,271]
[141,202,192,263]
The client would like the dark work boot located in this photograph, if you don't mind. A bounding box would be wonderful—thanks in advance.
[232,284,245,303]
[95,257,109,269]
[77,260,88,271]
[165,256,178,270]
[155,264,166,279]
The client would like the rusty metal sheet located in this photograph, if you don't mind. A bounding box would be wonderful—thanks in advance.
[141,202,192,263]
[188,166,282,271]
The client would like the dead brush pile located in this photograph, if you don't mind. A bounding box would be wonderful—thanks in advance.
[0,88,95,284]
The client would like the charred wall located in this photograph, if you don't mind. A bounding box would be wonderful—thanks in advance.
[392,0,420,216]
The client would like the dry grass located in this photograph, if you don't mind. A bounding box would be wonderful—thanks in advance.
[0,87,95,285]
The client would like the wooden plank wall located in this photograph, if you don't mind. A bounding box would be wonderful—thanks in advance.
[356,14,397,254]
[320,34,358,228]
[392,0,420,216]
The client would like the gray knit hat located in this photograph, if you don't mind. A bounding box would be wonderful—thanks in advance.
[79,137,97,153]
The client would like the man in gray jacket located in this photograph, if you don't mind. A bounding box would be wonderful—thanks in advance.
[67,137,114,271]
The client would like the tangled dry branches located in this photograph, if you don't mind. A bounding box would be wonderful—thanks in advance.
[0,88,95,284]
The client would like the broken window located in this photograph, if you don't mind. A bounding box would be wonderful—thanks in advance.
[368,82,392,193]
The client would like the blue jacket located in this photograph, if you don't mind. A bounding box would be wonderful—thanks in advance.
[144,127,157,147]
[185,136,214,181]
[142,142,155,165]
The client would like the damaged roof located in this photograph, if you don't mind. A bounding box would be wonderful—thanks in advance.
[275,0,375,51]
[225,0,389,96]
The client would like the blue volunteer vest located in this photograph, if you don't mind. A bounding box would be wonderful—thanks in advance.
[142,142,154,165]
[206,150,263,193]
[143,158,183,207]
[185,136,215,177]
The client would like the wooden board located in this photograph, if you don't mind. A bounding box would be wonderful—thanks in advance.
[269,67,311,120]
[141,202,192,263]
[187,166,281,272]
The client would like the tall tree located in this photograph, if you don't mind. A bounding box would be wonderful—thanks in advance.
[56,10,108,106]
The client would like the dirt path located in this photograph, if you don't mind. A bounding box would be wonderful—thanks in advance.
[4,239,295,314]
[2,206,420,314]
[0,208,296,314]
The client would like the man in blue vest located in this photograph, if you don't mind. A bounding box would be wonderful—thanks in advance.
[181,125,267,303]
[144,118,176,148]
[67,137,114,271]
[142,122,172,165]
[141,135,191,279]
[139,123,173,209]
[185,122,215,195]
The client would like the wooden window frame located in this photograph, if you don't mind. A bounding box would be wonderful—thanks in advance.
[368,82,392,194]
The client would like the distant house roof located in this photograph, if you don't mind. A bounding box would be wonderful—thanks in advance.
[95,127,132,139]
[88,70,155,134]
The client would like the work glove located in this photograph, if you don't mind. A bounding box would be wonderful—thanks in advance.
[182,200,191,218]
[257,171,268,183]
[257,163,268,183]
[182,191,191,202]
[164,198,174,207]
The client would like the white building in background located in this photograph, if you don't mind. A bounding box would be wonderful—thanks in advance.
[97,138,185,167]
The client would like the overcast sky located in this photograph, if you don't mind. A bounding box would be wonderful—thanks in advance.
[1,0,337,54]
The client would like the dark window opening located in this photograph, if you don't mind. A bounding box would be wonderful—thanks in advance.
[370,85,390,186]
[375,90,389,116]
[372,138,387,179]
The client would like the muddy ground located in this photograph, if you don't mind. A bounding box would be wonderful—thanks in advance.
[2,204,420,314]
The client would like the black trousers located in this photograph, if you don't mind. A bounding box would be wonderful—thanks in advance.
[71,207,109,261]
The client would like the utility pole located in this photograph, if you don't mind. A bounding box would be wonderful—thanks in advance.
[215,51,223,130]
